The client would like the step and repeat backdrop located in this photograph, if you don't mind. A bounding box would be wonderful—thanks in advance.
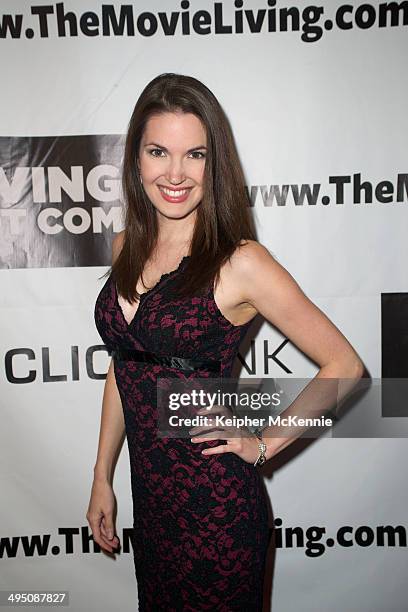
[1,1,407,611]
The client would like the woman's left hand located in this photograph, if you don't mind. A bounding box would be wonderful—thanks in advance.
[189,404,264,464]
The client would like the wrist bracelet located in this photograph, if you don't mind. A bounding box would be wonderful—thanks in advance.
[253,428,267,466]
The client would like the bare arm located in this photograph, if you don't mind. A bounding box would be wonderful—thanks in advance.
[86,231,126,552]
[238,241,365,460]
[191,240,365,464]
[92,358,126,484]
[93,230,126,483]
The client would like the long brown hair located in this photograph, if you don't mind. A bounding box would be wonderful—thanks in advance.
[107,72,257,302]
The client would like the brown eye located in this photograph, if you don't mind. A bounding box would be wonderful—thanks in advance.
[149,149,164,157]
[190,151,206,159]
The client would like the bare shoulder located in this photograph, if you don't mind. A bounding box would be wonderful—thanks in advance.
[112,230,125,265]
[222,237,306,316]
[226,239,284,292]
[213,239,279,326]
[232,239,278,272]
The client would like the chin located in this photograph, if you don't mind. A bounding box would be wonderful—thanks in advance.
[151,199,201,217]
[160,207,198,220]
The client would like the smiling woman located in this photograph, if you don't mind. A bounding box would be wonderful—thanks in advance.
[87,72,364,611]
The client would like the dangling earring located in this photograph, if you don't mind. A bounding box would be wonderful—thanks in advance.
[139,174,143,185]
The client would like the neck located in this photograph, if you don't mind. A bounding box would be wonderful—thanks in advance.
[155,209,196,246]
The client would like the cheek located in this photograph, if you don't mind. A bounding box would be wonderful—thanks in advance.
[140,160,159,181]
[139,153,163,178]
[192,165,205,186]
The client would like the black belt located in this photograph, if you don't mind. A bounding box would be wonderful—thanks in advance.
[112,347,221,374]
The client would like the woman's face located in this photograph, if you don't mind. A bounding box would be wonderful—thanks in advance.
[138,111,207,220]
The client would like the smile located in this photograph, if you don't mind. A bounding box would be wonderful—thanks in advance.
[158,186,192,197]
[157,185,193,203]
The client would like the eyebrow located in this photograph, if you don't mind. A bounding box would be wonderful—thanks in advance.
[144,142,207,153]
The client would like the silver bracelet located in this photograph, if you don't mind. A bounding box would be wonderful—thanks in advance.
[253,429,267,466]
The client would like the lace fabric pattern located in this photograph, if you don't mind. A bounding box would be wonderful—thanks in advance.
[94,256,270,611]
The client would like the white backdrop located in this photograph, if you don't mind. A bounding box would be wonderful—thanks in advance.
[1,1,407,610]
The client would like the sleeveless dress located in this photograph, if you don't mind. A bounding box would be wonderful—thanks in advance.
[94,255,270,611]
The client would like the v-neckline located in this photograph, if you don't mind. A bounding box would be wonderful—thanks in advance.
[113,255,190,330]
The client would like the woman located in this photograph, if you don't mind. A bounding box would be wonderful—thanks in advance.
[87,73,364,611]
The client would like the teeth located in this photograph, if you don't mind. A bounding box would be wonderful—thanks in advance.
[160,187,189,197]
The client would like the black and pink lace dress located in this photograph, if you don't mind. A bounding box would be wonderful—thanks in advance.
[94,255,270,611]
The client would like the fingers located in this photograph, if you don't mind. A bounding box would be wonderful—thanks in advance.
[196,404,232,417]
[189,426,223,436]
[188,414,226,436]
[191,434,255,461]
[189,424,238,438]
[200,443,229,456]
[190,429,228,441]
[87,515,111,552]
[86,513,120,553]
[101,517,120,549]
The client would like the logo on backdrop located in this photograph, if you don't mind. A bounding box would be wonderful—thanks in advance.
[0,2,407,44]
[0,135,124,269]
[1,518,406,560]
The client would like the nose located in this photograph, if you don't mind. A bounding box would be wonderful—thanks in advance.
[165,157,185,185]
